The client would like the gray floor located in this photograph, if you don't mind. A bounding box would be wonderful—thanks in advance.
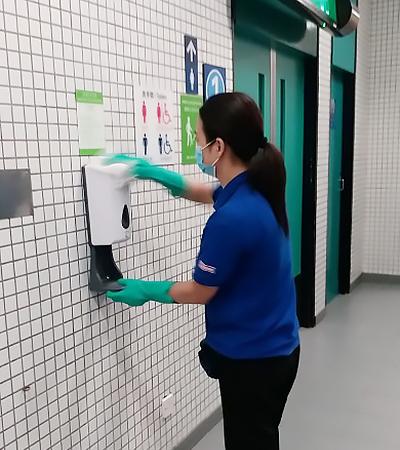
[193,281,400,450]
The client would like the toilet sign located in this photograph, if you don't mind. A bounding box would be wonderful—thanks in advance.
[134,84,177,165]
[203,64,226,100]
[184,35,198,95]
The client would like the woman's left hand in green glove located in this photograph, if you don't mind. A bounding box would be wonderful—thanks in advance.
[106,279,175,307]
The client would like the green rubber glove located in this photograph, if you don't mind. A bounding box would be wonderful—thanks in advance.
[104,154,188,197]
[106,279,175,307]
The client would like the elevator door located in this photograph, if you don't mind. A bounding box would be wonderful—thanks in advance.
[327,68,345,303]
[233,35,270,135]
[276,46,305,278]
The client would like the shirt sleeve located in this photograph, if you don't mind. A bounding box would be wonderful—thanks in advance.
[193,212,242,287]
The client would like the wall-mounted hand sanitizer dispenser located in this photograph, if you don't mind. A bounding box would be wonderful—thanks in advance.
[82,159,133,293]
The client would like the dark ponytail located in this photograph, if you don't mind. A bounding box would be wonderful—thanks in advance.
[248,141,289,236]
[199,92,289,236]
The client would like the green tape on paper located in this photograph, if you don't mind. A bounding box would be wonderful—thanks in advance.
[75,90,103,104]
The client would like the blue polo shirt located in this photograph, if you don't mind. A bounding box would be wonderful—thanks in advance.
[193,172,299,359]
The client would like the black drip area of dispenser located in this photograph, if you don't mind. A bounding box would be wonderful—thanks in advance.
[88,245,124,294]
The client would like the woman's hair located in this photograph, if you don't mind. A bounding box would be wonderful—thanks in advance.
[199,92,289,236]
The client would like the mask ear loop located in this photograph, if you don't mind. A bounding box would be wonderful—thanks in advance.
[211,154,221,168]
[201,139,216,152]
[201,139,220,167]
[211,139,224,178]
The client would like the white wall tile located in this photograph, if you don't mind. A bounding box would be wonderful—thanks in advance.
[363,0,400,275]
[351,0,372,283]
[0,0,382,445]
[0,1,231,448]
[315,30,332,316]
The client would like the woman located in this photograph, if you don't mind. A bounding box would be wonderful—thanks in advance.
[105,92,300,450]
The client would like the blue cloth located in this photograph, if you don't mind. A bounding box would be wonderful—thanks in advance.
[193,172,300,359]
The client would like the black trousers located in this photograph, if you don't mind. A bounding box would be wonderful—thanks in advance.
[216,346,300,450]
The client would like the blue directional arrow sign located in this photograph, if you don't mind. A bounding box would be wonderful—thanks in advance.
[203,64,226,100]
[184,35,198,95]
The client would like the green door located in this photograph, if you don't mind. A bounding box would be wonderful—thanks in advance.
[276,47,305,278]
[233,34,271,136]
[234,37,305,279]
[326,69,344,302]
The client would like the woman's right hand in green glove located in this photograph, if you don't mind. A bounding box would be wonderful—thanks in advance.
[104,155,155,180]
[103,154,188,197]
[103,154,214,203]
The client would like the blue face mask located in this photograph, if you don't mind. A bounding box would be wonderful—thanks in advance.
[195,140,219,177]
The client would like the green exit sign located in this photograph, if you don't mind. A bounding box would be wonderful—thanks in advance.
[308,0,337,22]
[282,0,359,36]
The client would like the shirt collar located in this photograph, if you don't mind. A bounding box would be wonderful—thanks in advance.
[214,171,248,210]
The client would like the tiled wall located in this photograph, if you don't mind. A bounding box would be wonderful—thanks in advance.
[315,30,332,316]
[0,1,232,449]
[364,0,400,275]
[351,0,371,283]
[0,0,381,447]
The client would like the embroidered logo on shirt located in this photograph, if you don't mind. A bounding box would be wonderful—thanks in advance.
[198,260,216,274]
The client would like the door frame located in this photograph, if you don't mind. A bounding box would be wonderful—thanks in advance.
[271,42,318,328]
[326,67,345,303]
[327,28,357,299]
[296,50,318,327]
[338,70,356,294]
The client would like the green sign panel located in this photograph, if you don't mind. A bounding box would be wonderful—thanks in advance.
[308,0,337,22]
[76,90,105,156]
[180,94,202,164]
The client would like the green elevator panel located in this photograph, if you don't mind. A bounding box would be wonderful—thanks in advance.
[276,46,305,278]
[333,32,356,73]
[233,34,271,136]
[327,69,344,302]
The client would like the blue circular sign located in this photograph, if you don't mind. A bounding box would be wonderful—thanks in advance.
[205,69,226,99]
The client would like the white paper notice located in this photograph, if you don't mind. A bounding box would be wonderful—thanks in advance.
[134,84,177,165]
[76,90,105,156]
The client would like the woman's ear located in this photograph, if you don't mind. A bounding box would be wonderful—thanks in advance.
[215,137,226,155]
